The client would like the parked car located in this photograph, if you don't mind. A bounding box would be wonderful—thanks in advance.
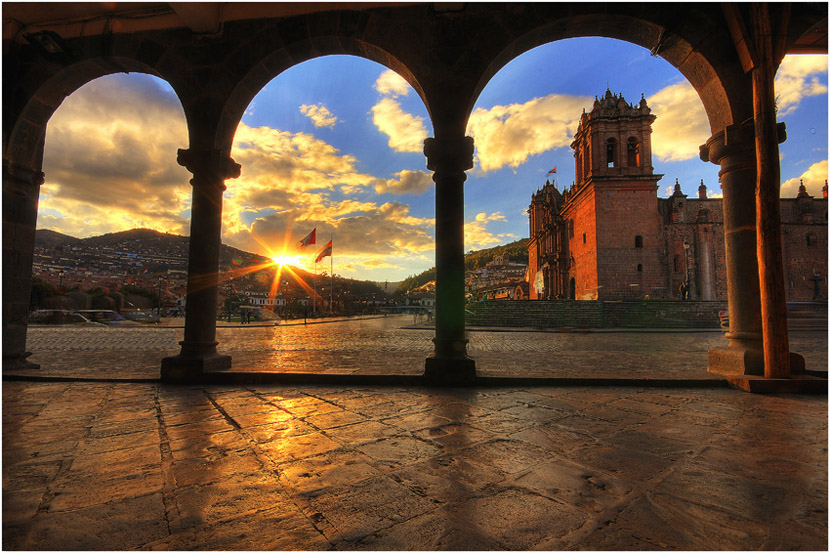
[75,310,140,326]
[121,310,159,324]
[29,309,103,326]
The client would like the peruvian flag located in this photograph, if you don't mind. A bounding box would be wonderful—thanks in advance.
[298,228,316,248]
[315,240,332,263]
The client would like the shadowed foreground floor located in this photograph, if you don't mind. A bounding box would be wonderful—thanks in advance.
[3,380,827,550]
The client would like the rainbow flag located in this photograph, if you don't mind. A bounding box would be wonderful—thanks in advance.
[315,240,332,263]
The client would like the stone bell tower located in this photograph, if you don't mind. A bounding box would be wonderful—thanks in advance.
[562,89,664,299]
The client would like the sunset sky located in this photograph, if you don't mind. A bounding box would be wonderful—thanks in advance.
[38,38,828,282]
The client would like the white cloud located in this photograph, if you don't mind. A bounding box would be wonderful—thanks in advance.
[648,82,711,163]
[464,211,515,250]
[644,55,827,161]
[231,123,375,196]
[299,103,338,128]
[371,97,428,153]
[40,74,192,237]
[374,69,411,97]
[373,170,433,195]
[775,54,828,116]
[370,69,429,153]
[224,122,438,274]
[781,159,828,197]
[466,94,593,173]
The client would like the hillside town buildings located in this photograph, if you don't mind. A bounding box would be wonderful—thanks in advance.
[527,90,828,302]
[466,254,528,300]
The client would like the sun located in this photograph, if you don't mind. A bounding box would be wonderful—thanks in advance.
[270,253,301,267]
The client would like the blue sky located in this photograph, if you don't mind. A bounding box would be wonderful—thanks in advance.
[38,38,827,282]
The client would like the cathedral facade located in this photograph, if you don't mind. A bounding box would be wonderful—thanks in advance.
[527,90,828,302]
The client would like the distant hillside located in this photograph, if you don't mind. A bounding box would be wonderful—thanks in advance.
[36,228,269,266]
[34,229,82,248]
[395,238,529,294]
[465,238,529,270]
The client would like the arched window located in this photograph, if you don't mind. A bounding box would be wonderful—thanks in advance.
[807,233,817,246]
[627,137,640,167]
[637,263,643,272]
[606,138,616,168]
[635,235,643,248]
[673,255,680,272]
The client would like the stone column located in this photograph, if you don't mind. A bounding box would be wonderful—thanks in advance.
[161,149,240,382]
[423,136,476,384]
[700,121,803,376]
[2,161,44,370]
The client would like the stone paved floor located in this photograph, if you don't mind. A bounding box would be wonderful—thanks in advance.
[2,381,827,550]
[5,315,828,549]
[19,315,829,380]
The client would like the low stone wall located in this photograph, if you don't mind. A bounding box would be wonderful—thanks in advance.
[465,300,728,329]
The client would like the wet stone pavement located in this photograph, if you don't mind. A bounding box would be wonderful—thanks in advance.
[4,315,828,549]
[2,382,827,550]
[19,315,829,380]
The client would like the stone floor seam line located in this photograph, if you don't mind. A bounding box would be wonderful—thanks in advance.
[153,390,178,537]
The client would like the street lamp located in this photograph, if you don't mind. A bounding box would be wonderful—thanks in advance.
[683,240,690,300]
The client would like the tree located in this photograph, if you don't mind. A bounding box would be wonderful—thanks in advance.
[222,293,245,318]
[30,278,57,310]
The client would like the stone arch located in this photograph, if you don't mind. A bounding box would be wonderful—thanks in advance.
[214,37,427,154]
[466,10,745,137]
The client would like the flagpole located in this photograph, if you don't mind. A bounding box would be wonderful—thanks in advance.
[330,236,333,314]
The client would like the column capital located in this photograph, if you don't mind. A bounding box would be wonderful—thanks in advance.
[700,120,786,165]
[699,119,755,165]
[3,160,45,188]
[177,148,241,189]
[424,136,474,172]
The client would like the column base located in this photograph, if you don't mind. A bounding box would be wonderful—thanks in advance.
[424,354,477,386]
[161,353,231,383]
[727,374,826,394]
[708,346,806,377]
[707,346,765,376]
[3,352,39,371]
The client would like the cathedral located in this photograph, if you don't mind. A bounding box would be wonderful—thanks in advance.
[527,89,828,302]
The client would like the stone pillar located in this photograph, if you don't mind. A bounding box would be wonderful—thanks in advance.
[161,149,240,382]
[423,136,476,384]
[2,161,43,370]
[700,121,803,376]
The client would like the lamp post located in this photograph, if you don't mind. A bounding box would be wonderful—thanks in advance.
[683,240,690,299]
[157,278,164,319]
